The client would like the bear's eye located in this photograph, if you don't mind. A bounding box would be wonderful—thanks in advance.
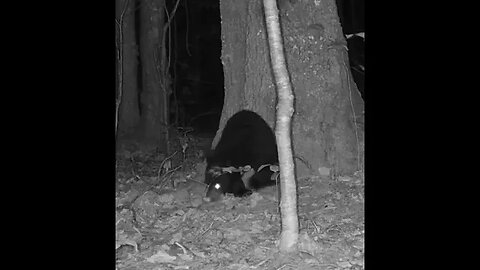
[214,183,221,190]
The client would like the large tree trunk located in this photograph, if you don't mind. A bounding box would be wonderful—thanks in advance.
[139,0,168,149]
[215,0,277,147]
[218,0,363,176]
[116,0,140,135]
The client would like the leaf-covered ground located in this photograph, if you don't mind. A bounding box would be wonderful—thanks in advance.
[116,136,364,270]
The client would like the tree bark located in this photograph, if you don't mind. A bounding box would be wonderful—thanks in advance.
[116,0,140,135]
[139,0,167,148]
[214,0,277,148]
[217,0,363,176]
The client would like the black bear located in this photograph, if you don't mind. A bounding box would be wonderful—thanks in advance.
[204,110,278,202]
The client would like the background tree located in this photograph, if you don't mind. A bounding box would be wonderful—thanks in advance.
[116,0,140,136]
[139,0,168,150]
[216,0,363,177]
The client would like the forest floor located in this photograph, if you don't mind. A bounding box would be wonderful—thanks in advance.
[115,135,364,270]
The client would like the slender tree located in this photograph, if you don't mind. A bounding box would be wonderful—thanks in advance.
[263,0,299,253]
[139,0,167,148]
[116,0,140,136]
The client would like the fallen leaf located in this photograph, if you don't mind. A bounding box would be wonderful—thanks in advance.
[146,250,176,263]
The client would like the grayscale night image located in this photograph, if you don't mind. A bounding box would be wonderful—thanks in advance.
[115,0,364,268]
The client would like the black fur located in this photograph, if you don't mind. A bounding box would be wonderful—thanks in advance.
[204,110,278,201]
